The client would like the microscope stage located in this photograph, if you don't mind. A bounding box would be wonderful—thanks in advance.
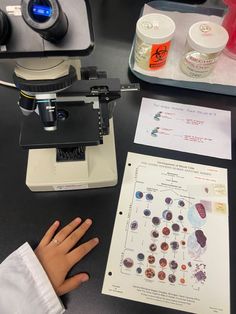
[20,102,102,148]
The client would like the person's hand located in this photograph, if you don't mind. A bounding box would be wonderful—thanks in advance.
[34,217,99,296]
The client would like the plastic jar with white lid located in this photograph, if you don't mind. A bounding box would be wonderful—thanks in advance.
[134,13,176,71]
[180,21,229,78]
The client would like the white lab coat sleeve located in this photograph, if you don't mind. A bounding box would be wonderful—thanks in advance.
[0,242,65,314]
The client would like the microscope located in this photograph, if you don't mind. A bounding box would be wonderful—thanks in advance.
[0,0,138,191]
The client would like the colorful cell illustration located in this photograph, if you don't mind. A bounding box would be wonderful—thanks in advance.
[161,242,169,251]
[183,227,188,233]
[146,193,154,201]
[154,112,162,121]
[193,264,207,284]
[165,197,173,205]
[136,267,142,274]
[159,258,167,267]
[168,274,176,283]
[187,230,207,259]
[162,226,170,236]
[135,191,143,199]
[130,220,138,230]
[148,255,155,264]
[178,200,185,207]
[145,268,155,278]
[152,216,161,226]
[181,264,187,271]
[181,240,186,246]
[188,203,207,228]
[144,209,151,216]
[149,243,157,252]
[178,215,184,221]
[151,230,159,238]
[172,223,180,232]
[151,127,159,137]
[162,210,173,221]
[169,260,178,270]
[170,241,179,251]
[137,253,145,261]
[180,278,185,284]
[123,258,134,268]
[158,271,166,280]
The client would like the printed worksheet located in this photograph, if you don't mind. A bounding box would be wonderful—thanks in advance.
[102,152,230,314]
[134,98,231,159]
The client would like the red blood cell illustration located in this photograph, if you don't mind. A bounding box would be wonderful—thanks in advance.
[161,242,169,251]
[159,258,167,267]
[145,268,155,278]
[158,271,166,280]
[148,255,155,264]
[162,227,170,236]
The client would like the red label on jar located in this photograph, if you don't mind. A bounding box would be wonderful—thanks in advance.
[149,41,171,69]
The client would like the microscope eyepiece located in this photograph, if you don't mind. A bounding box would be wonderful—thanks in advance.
[21,0,68,42]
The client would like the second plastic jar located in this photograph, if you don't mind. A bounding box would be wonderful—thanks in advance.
[180,21,229,78]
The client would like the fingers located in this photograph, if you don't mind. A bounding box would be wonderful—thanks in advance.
[39,220,60,247]
[57,273,89,296]
[67,237,99,267]
[60,219,93,253]
[52,217,82,244]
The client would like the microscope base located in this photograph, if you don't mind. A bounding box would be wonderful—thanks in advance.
[26,120,117,192]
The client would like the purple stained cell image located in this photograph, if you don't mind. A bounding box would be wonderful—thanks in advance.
[130,220,138,230]
[165,197,173,205]
[172,223,180,232]
[137,253,145,261]
[195,270,206,282]
[195,230,207,248]
[188,203,206,228]
[136,267,142,274]
[144,209,151,216]
[146,193,154,201]
[178,215,184,221]
[168,274,176,283]
[178,200,185,207]
[123,258,134,268]
[169,260,178,270]
[135,191,143,199]
[151,230,159,238]
[149,243,157,252]
[152,216,161,225]
[170,241,179,251]
[162,210,173,221]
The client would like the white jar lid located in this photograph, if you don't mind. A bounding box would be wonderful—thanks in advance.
[187,21,229,54]
[136,13,176,45]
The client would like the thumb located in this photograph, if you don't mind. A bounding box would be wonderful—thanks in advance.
[57,273,89,296]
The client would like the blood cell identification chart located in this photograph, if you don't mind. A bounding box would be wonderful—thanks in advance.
[102,152,230,314]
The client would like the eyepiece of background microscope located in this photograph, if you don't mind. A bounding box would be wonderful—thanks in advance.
[0,9,11,45]
[21,0,68,42]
